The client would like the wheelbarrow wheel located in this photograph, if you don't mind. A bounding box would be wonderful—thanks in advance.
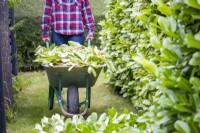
[67,86,79,114]
[48,86,54,110]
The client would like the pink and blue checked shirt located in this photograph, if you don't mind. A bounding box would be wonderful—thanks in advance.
[42,0,95,38]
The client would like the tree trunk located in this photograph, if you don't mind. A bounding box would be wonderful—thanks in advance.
[0,0,13,106]
[0,0,8,132]
[9,7,18,76]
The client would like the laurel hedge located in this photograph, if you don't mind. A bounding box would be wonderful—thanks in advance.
[100,0,200,132]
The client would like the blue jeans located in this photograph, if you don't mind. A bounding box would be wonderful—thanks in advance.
[51,30,85,46]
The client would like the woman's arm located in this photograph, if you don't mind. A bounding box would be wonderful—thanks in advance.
[81,0,95,40]
[41,0,52,41]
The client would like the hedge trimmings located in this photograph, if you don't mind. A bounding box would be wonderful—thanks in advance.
[34,41,113,75]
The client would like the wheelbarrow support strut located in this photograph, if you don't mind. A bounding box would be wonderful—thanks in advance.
[53,72,91,117]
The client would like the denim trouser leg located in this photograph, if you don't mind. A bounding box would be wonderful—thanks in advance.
[68,33,85,45]
[51,30,68,46]
[51,30,85,46]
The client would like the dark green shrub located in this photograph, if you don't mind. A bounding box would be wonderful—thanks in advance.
[15,17,43,71]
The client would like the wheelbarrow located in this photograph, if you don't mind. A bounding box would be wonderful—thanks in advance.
[44,40,103,117]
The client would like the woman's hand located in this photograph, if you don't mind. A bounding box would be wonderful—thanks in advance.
[85,35,93,41]
[42,37,50,43]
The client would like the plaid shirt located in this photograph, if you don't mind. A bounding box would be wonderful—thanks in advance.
[42,0,95,38]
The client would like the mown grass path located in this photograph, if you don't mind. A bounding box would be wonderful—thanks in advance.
[7,71,135,133]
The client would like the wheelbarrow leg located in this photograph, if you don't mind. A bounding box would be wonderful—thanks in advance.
[87,87,91,108]
[86,74,91,108]
[67,86,79,114]
[48,85,54,110]
[53,72,91,117]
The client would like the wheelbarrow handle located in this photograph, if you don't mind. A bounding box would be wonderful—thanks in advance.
[45,40,50,49]
[45,39,90,48]
[87,39,91,47]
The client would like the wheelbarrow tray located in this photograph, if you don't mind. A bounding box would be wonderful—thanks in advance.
[45,65,102,88]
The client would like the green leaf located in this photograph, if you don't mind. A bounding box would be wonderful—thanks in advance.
[158,16,169,32]
[159,96,174,108]
[176,76,193,93]
[155,116,170,125]
[169,17,177,33]
[165,89,176,103]
[161,48,177,63]
[151,0,164,5]
[184,34,200,50]
[108,108,117,119]
[174,104,192,113]
[97,113,107,124]
[195,32,200,41]
[137,14,148,23]
[91,67,97,77]
[158,4,171,16]
[192,94,200,112]
[174,120,191,133]
[189,52,200,66]
[132,56,159,77]
[65,123,72,133]
[123,108,129,114]
[82,127,93,133]
[157,17,179,38]
[150,35,162,49]
[184,0,200,10]
[157,110,175,117]
[137,112,154,123]
[197,0,200,5]
[89,112,98,122]
[190,77,200,91]
[118,127,140,133]
[194,112,200,122]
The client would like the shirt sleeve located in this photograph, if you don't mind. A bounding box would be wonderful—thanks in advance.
[41,0,52,38]
[81,0,95,37]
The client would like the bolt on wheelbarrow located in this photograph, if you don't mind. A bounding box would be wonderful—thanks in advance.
[44,40,103,117]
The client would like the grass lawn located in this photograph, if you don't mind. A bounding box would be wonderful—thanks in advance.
[7,71,136,133]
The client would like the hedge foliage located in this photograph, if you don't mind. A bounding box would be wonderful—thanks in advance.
[99,0,162,112]
[15,15,104,71]
[100,0,200,132]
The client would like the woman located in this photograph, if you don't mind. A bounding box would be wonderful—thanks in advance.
[41,0,95,45]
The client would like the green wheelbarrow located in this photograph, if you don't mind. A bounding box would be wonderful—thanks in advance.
[45,40,103,117]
